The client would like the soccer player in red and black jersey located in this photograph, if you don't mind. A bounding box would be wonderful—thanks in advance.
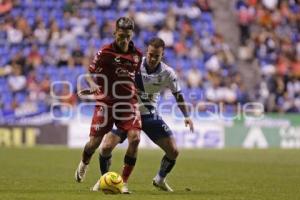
[75,17,142,193]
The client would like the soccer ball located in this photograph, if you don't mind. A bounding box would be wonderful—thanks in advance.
[99,172,123,194]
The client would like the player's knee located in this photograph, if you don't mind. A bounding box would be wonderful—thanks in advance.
[101,142,114,155]
[90,136,102,146]
[173,148,179,158]
[167,148,179,159]
[84,144,95,155]
[128,135,140,148]
[86,140,99,152]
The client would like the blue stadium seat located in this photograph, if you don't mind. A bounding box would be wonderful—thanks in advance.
[31,0,41,9]
[59,66,72,76]
[46,66,59,77]
[15,92,27,104]
[74,66,86,77]
[56,0,65,8]
[144,2,153,11]
[201,13,213,24]
[3,100,13,111]
[79,9,89,18]
[0,0,249,120]
[104,11,116,20]
[56,18,66,29]
[135,3,143,12]
[11,8,22,17]
[182,59,192,70]
[2,91,12,104]
[23,8,35,19]
[51,10,63,19]
[0,55,9,66]
[194,58,205,72]
[38,46,47,56]
[45,1,55,9]
[27,17,36,27]
[77,37,88,49]
[158,2,169,12]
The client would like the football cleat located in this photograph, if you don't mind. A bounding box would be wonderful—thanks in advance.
[90,179,100,191]
[152,179,174,192]
[121,183,131,194]
[75,161,88,183]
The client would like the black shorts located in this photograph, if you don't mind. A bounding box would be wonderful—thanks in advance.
[112,114,173,143]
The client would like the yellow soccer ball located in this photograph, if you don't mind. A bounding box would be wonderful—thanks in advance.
[99,172,123,194]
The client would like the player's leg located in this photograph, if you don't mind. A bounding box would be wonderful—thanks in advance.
[141,114,176,191]
[152,136,178,192]
[75,105,112,183]
[122,129,140,182]
[75,135,103,182]
[115,103,141,193]
[121,128,140,193]
[99,131,122,175]
[91,131,122,191]
[92,129,140,193]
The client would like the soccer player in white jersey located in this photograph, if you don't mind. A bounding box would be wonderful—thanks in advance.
[93,37,194,192]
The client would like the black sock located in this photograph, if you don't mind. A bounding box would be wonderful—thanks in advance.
[99,154,112,175]
[158,155,176,178]
[124,155,137,166]
[122,155,137,183]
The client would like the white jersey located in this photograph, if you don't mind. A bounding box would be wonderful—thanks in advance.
[136,57,181,115]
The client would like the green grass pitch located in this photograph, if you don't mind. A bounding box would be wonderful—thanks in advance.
[0,147,299,200]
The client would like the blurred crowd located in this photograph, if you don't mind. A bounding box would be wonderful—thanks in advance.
[0,0,298,123]
[236,0,300,112]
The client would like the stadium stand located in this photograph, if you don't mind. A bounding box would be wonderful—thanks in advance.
[0,0,299,124]
[236,0,300,112]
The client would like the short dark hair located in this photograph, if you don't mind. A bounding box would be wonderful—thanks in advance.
[116,17,134,30]
[147,37,165,49]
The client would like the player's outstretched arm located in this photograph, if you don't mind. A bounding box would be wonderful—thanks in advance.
[173,92,194,132]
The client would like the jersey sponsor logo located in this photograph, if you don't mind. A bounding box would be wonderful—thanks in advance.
[124,61,133,67]
[157,75,162,83]
[142,75,151,81]
[114,56,121,63]
[153,76,162,86]
[114,56,133,68]
[115,67,135,78]
[95,67,103,73]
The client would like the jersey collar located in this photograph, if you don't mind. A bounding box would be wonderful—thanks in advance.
[112,41,135,54]
[143,58,162,74]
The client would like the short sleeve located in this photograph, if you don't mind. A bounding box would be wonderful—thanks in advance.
[89,50,104,73]
[168,69,181,94]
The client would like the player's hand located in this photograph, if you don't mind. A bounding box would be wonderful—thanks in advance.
[184,118,194,133]
[78,84,102,97]
[89,82,102,95]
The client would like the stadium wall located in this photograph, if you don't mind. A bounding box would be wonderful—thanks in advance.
[0,124,68,147]
[0,114,299,148]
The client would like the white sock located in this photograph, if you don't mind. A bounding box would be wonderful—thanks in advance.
[80,160,86,166]
[154,174,165,183]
